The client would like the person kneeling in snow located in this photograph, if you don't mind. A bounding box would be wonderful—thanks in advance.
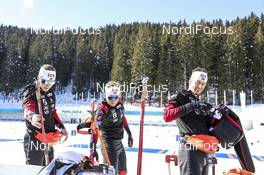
[95,81,133,175]
[22,64,68,166]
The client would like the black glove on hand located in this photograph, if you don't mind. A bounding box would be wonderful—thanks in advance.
[192,101,213,115]
[217,104,229,117]
[128,135,133,147]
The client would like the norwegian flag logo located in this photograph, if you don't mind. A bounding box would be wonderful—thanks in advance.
[200,74,207,80]
[48,73,55,80]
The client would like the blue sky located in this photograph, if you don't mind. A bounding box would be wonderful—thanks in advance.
[0,0,263,29]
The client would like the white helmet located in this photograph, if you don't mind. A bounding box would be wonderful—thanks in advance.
[38,64,56,87]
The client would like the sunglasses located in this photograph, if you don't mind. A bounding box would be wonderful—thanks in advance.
[40,79,56,86]
[108,96,119,101]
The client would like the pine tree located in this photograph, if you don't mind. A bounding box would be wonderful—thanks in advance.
[253,14,264,102]
[57,31,76,87]
[28,31,46,81]
[0,27,31,93]
[91,25,115,84]
[205,20,228,102]
[176,21,196,89]
[72,32,94,94]
[242,13,259,98]
[226,17,247,94]
[0,25,7,91]
[157,29,179,92]
[111,26,132,82]
[131,23,156,83]
[0,16,264,102]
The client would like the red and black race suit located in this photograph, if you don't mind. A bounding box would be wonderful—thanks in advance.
[22,83,65,135]
[95,99,131,173]
[163,90,210,136]
[96,100,129,140]
[22,83,65,166]
[163,90,211,175]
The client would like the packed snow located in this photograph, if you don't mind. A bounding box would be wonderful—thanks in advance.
[0,89,263,174]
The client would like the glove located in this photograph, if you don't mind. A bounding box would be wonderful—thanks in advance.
[77,123,90,132]
[191,101,212,115]
[212,109,223,120]
[181,101,212,115]
[128,135,133,147]
[96,115,103,127]
[95,111,104,127]
[186,101,212,115]
[217,104,229,117]
[167,95,178,107]
[31,114,44,129]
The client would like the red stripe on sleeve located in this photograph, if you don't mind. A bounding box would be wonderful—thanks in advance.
[163,101,183,122]
[23,98,36,118]
[53,95,64,128]
[53,110,63,126]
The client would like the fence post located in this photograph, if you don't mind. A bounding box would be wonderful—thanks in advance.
[125,91,128,104]
[215,91,218,106]
[240,91,246,107]
[75,92,78,100]
[160,92,163,107]
[250,90,253,106]
[224,90,226,106]
[232,90,235,106]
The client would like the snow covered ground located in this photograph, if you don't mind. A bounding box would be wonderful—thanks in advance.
[0,111,263,175]
[0,95,263,174]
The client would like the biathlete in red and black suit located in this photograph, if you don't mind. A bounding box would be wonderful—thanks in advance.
[22,64,68,166]
[163,67,214,175]
[95,81,133,175]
